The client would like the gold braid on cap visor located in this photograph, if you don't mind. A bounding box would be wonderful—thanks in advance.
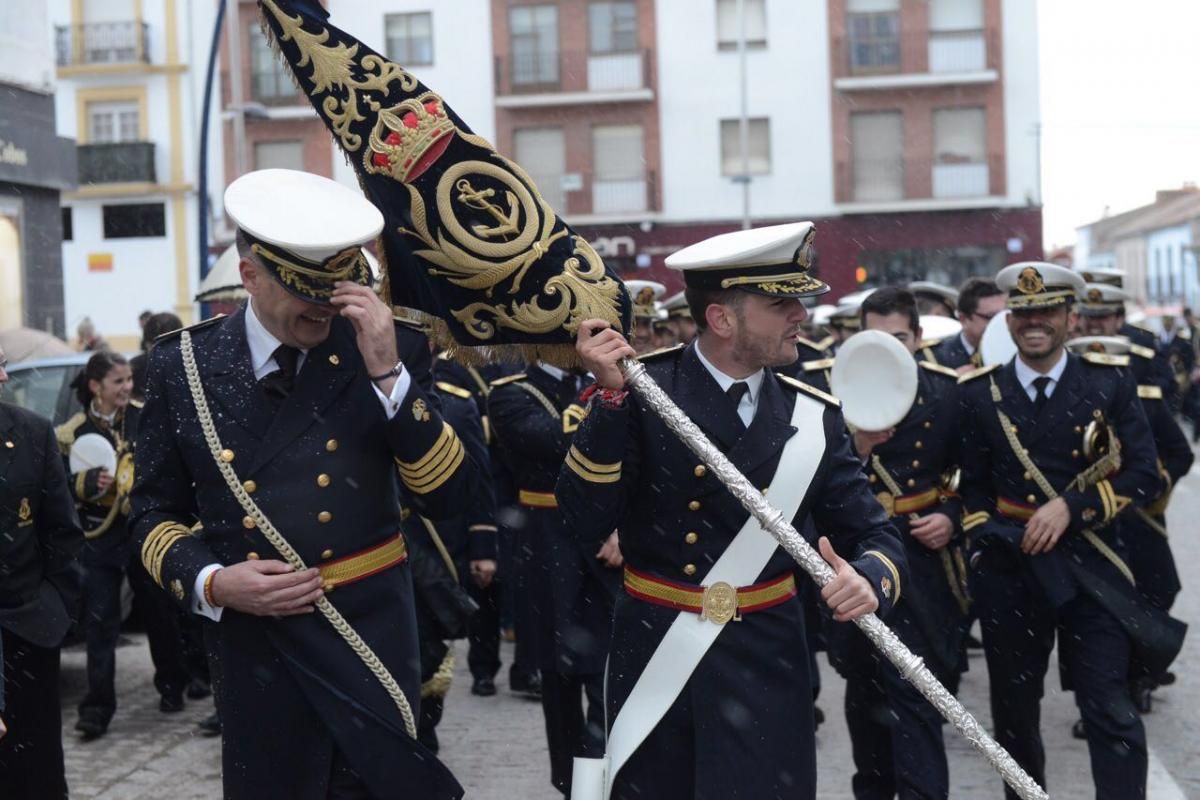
[1006,289,1076,309]
[718,272,828,296]
[249,239,372,301]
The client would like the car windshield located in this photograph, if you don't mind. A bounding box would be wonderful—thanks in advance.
[1,363,82,424]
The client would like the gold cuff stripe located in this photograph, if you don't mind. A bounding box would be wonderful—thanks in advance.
[1137,385,1163,400]
[74,470,88,500]
[141,521,189,587]
[396,423,455,476]
[565,448,622,484]
[962,511,990,531]
[863,550,902,604]
[468,524,498,533]
[402,436,465,495]
[399,433,460,482]
[518,489,559,508]
[566,446,621,475]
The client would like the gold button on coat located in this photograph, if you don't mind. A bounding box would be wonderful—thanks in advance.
[318,511,333,523]
[317,474,331,488]
[243,480,257,494]
[242,515,256,529]
[1026,495,1037,504]
[1023,472,1031,481]
[321,549,334,560]
[923,421,932,429]
[220,449,235,463]
[694,465,706,478]
[906,479,916,488]
[685,532,699,545]
[683,563,697,576]
[911,460,920,468]
[326,439,339,452]
[915,441,923,450]
[688,500,701,511]
[247,552,260,560]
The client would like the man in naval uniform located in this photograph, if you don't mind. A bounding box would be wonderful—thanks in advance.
[557,222,907,800]
[130,169,473,800]
[926,277,1006,371]
[488,361,620,795]
[909,280,958,318]
[833,287,969,800]
[958,262,1184,800]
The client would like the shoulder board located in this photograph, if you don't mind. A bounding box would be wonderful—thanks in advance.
[776,373,841,407]
[435,381,472,399]
[802,357,835,372]
[1129,344,1156,359]
[796,336,826,353]
[957,363,1001,384]
[488,373,527,388]
[393,316,429,333]
[1137,385,1163,400]
[154,314,225,343]
[814,335,835,352]
[54,412,87,449]
[637,343,684,362]
[1082,352,1129,367]
[919,361,959,379]
[921,337,944,349]
[129,398,145,409]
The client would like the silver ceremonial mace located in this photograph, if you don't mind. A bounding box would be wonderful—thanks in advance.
[619,357,1049,800]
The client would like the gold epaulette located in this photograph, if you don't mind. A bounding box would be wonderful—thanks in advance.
[919,361,958,379]
[921,338,944,350]
[130,398,145,409]
[957,363,1000,384]
[55,412,87,454]
[154,314,225,343]
[776,373,841,407]
[435,381,472,399]
[1129,344,1156,359]
[1083,352,1129,367]
[393,315,430,333]
[638,343,684,362]
[488,373,527,388]
[801,357,835,372]
[1138,385,1164,400]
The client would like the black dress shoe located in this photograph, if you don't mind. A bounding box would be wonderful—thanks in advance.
[186,679,212,700]
[813,706,825,731]
[471,677,497,697]
[1157,671,1176,687]
[75,714,108,740]
[510,671,542,700]
[1071,719,1087,740]
[197,712,222,737]
[159,694,185,713]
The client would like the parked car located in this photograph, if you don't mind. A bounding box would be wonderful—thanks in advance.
[0,353,94,426]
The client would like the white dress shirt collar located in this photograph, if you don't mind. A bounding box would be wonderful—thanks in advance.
[693,340,764,426]
[1014,349,1068,401]
[245,299,308,381]
[536,362,567,382]
[960,332,976,356]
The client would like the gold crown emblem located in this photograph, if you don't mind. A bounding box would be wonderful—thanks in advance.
[1088,341,1105,353]
[1016,267,1044,295]
[367,93,457,182]
[635,286,657,306]
[1087,288,1103,303]
[794,226,816,269]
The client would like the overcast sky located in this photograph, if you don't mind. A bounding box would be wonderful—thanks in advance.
[1037,0,1200,249]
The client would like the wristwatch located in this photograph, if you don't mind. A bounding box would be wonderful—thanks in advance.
[370,359,404,383]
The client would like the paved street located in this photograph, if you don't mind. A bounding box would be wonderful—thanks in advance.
[63,464,1200,798]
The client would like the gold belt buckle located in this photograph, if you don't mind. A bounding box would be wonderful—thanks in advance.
[876,491,895,517]
[700,581,741,625]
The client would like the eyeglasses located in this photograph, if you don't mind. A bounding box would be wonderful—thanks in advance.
[968,311,999,322]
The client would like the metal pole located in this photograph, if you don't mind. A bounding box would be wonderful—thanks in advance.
[227,0,248,178]
[618,357,1049,800]
[737,0,750,230]
[197,0,227,287]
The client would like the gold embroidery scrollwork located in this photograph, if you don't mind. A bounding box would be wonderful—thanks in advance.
[261,0,417,152]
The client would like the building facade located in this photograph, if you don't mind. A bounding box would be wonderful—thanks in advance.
[202,0,1043,304]
[0,2,76,337]
[50,0,216,351]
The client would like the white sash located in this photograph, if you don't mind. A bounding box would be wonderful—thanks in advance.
[571,392,827,800]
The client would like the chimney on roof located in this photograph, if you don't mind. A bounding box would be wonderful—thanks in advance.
[1156,184,1200,204]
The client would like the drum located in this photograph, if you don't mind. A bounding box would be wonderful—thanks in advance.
[69,432,117,476]
[980,310,1017,366]
[919,314,962,343]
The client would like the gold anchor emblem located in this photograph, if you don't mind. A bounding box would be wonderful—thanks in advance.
[18,497,31,523]
[456,179,519,239]
[700,581,741,625]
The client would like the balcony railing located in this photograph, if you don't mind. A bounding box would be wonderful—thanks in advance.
[495,49,652,98]
[56,22,149,67]
[833,28,996,80]
[77,142,156,185]
[836,155,1000,204]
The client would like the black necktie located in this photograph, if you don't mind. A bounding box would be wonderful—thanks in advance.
[1032,376,1051,411]
[727,381,749,425]
[261,345,300,407]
